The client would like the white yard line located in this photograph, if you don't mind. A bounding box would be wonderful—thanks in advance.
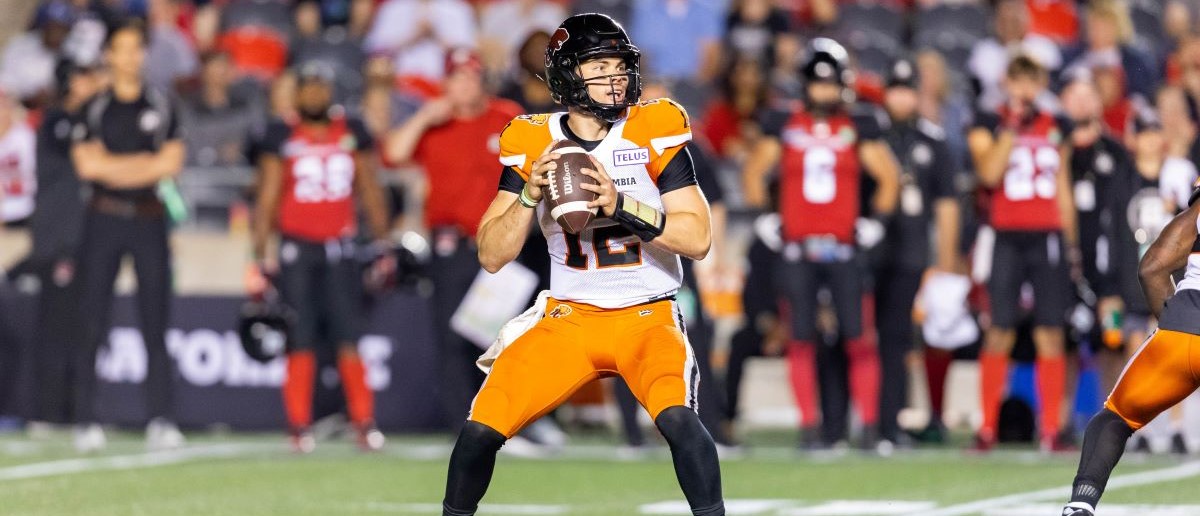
[0,443,258,482]
[367,502,568,514]
[915,461,1200,516]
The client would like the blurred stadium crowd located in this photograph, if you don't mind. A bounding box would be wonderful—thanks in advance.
[1,0,1200,456]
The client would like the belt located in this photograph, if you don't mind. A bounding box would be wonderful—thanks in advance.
[783,236,855,263]
[89,194,165,219]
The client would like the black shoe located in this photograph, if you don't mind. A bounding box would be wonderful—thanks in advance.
[909,422,946,445]
[797,426,823,451]
[1171,432,1189,455]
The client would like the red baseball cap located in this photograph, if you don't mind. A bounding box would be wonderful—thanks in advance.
[445,48,483,75]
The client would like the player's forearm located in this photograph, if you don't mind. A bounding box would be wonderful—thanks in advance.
[652,211,711,261]
[934,198,961,271]
[251,204,276,262]
[976,131,1014,188]
[385,116,431,164]
[742,139,780,209]
[709,203,728,266]
[477,197,534,273]
[863,142,900,215]
[355,157,392,241]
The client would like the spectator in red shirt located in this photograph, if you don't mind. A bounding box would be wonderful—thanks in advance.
[384,48,523,431]
[700,54,768,162]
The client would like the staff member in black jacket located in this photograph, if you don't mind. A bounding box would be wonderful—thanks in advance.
[27,57,104,430]
[876,58,961,448]
[70,20,186,453]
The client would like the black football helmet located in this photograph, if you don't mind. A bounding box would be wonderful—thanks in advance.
[801,38,852,87]
[800,38,853,115]
[544,13,642,123]
[237,297,294,363]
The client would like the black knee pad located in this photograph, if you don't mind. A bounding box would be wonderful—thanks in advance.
[457,421,507,453]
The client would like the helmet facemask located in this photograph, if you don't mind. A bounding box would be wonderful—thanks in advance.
[547,48,643,124]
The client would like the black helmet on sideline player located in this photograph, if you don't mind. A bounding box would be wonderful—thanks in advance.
[237,296,295,363]
[544,13,642,123]
[801,38,853,116]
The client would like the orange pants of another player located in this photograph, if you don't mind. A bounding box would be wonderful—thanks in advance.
[1106,329,1200,430]
[468,297,698,438]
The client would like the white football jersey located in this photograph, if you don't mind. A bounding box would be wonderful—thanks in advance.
[498,100,694,309]
[0,122,36,222]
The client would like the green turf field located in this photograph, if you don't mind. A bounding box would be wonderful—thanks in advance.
[0,431,1197,515]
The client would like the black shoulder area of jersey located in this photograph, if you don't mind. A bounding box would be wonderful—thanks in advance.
[257,118,294,156]
[849,104,886,140]
[971,110,1001,133]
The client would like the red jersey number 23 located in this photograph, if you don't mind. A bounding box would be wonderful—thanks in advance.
[1004,146,1058,201]
[293,154,355,203]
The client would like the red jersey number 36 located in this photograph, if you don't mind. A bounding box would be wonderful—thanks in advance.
[293,154,355,203]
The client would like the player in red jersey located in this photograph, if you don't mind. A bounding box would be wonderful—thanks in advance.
[251,63,393,453]
[967,55,1078,452]
[744,38,900,449]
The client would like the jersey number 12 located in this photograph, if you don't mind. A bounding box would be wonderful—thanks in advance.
[564,226,642,269]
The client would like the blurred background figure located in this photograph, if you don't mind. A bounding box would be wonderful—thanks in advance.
[630,0,723,110]
[24,57,102,432]
[251,62,390,453]
[364,0,477,98]
[967,0,1061,113]
[875,57,961,450]
[1,0,76,108]
[70,20,185,453]
[385,49,522,434]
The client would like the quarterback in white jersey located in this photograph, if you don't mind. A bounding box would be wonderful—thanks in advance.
[439,13,725,516]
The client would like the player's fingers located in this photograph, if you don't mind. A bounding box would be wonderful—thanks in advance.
[579,183,601,194]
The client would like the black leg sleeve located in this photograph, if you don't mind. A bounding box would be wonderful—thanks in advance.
[654,406,724,516]
[724,325,762,422]
[443,421,508,516]
[1071,409,1135,509]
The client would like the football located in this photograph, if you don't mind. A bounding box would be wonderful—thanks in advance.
[542,140,599,234]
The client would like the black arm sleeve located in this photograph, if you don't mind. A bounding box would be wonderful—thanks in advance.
[657,144,700,195]
[497,166,526,194]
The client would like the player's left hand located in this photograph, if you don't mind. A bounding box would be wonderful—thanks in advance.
[579,157,619,217]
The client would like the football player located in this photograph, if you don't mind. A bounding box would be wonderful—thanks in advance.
[251,62,392,453]
[441,13,723,516]
[1061,181,1200,516]
[967,55,1078,452]
[742,38,900,449]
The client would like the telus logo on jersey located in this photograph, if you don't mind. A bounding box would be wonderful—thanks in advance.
[613,147,649,166]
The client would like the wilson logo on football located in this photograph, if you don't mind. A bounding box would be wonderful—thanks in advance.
[548,304,573,318]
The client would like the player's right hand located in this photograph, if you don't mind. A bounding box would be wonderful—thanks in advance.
[525,143,561,203]
[244,262,274,301]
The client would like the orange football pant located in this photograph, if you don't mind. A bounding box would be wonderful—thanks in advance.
[1106,329,1200,430]
[468,297,698,438]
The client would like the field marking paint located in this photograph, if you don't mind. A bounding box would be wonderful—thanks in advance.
[781,500,938,515]
[368,502,567,514]
[640,499,796,514]
[986,504,1200,515]
[915,460,1200,516]
[0,443,257,482]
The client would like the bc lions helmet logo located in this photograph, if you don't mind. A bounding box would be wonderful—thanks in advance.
[549,28,570,52]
